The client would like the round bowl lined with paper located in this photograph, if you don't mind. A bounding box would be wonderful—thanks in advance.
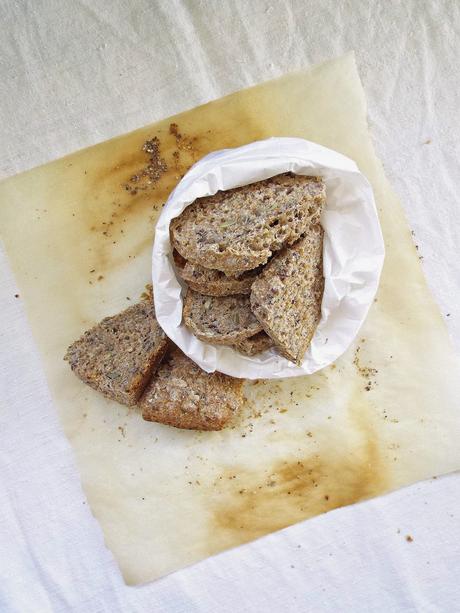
[152,137,384,379]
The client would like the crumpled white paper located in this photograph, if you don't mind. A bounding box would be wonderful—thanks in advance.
[152,137,384,379]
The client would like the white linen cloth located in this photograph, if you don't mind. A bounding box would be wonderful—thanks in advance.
[1,1,459,611]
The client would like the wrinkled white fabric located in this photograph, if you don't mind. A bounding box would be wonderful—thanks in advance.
[1,1,459,612]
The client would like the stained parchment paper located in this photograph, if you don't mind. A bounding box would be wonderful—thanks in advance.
[0,54,459,585]
[153,137,385,378]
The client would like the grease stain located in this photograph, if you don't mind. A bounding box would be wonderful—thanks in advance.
[207,382,390,551]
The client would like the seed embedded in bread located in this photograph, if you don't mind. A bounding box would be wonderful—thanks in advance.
[64,298,169,405]
[173,249,259,296]
[183,290,262,345]
[250,225,324,365]
[234,331,274,356]
[139,346,243,431]
[170,173,325,275]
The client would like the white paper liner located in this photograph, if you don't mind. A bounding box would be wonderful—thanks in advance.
[152,137,384,379]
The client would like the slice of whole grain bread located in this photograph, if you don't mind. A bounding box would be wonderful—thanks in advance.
[250,225,324,365]
[64,298,169,405]
[234,331,274,356]
[173,249,259,296]
[139,346,243,430]
[170,173,325,275]
[183,289,262,345]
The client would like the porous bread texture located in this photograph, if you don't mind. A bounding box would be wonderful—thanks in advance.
[139,346,243,430]
[250,225,324,365]
[234,331,274,356]
[64,298,170,405]
[183,290,262,345]
[170,173,325,275]
[173,249,258,296]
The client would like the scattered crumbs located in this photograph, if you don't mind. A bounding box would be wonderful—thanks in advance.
[327,415,332,420]
[118,425,126,438]
[14,293,19,298]
[306,431,313,438]
[290,565,295,569]
[97,275,104,281]
[446,313,450,317]
[123,136,167,195]
[89,269,95,273]
[278,408,288,414]
[169,122,200,167]
[353,342,378,390]
[423,139,432,145]
[324,495,329,500]
[126,297,131,301]
[82,413,87,418]
[406,535,413,542]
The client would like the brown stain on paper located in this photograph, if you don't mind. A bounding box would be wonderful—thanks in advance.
[208,385,390,550]
[73,106,266,286]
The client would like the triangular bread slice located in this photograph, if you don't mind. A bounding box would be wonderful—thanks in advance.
[250,226,324,365]
[139,346,243,430]
[64,298,169,405]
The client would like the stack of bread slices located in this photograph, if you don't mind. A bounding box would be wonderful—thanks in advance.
[171,173,326,365]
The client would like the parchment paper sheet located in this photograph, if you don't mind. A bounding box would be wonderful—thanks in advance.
[1,54,459,585]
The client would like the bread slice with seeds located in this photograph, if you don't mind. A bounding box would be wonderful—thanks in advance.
[139,346,243,431]
[250,225,324,365]
[64,298,170,406]
[234,331,274,356]
[173,249,259,296]
[170,173,325,275]
[183,290,262,345]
